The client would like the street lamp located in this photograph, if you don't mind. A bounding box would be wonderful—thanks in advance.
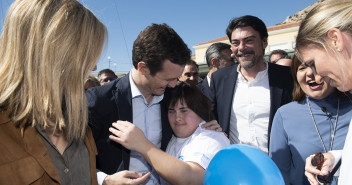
[108,56,111,69]
[113,63,117,73]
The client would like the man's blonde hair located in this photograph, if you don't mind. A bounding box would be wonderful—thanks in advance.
[0,0,107,139]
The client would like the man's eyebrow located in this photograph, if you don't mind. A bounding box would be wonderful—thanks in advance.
[231,35,256,42]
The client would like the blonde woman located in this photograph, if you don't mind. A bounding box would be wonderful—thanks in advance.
[295,1,352,185]
[0,0,106,184]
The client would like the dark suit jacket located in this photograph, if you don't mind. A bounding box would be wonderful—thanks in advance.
[86,74,173,175]
[197,76,211,100]
[210,62,293,145]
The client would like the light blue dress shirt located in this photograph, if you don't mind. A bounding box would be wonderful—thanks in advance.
[129,72,163,185]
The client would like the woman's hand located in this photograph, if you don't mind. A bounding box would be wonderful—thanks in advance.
[305,152,334,185]
[109,121,150,153]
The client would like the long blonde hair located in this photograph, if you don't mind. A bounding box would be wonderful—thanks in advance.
[0,0,107,139]
[296,0,352,57]
[295,0,352,92]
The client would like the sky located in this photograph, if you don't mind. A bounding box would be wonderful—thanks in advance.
[0,0,318,74]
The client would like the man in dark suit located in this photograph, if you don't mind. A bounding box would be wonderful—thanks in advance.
[86,24,191,185]
[210,15,293,154]
[87,24,220,185]
[197,42,233,99]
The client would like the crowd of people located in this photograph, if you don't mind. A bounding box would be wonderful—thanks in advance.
[1,0,352,185]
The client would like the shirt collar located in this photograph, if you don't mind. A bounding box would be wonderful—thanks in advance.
[129,71,164,104]
[237,60,269,83]
[129,71,142,98]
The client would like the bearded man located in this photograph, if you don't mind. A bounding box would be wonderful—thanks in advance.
[209,15,293,154]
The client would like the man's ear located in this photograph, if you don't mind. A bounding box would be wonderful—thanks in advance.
[211,58,218,68]
[137,61,150,75]
[262,37,268,49]
[327,28,344,52]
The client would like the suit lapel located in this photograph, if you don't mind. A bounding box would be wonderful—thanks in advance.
[223,66,238,99]
[203,77,211,98]
[222,65,238,133]
[202,77,209,88]
[112,74,133,170]
[268,63,283,125]
[113,75,133,122]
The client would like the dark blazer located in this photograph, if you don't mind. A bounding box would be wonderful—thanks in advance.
[210,62,293,144]
[86,74,173,175]
[197,76,211,100]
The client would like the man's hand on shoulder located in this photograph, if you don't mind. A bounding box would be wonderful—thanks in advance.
[201,120,222,132]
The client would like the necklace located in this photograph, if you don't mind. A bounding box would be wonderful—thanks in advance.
[306,96,340,153]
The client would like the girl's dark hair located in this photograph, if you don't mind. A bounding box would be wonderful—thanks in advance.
[167,81,213,122]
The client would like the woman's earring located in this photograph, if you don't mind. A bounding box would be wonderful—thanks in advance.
[337,48,341,52]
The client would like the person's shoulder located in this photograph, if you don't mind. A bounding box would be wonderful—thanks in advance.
[212,64,237,78]
[275,100,304,119]
[197,79,204,87]
[86,75,128,98]
[268,62,291,75]
[268,63,293,89]
[86,76,130,109]
[278,100,301,111]
[268,62,290,69]
[196,79,207,89]
[86,81,115,101]
[194,128,230,146]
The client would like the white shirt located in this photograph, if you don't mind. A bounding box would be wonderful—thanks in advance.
[331,119,352,184]
[161,121,230,185]
[229,62,271,154]
[207,74,211,87]
[97,72,163,185]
